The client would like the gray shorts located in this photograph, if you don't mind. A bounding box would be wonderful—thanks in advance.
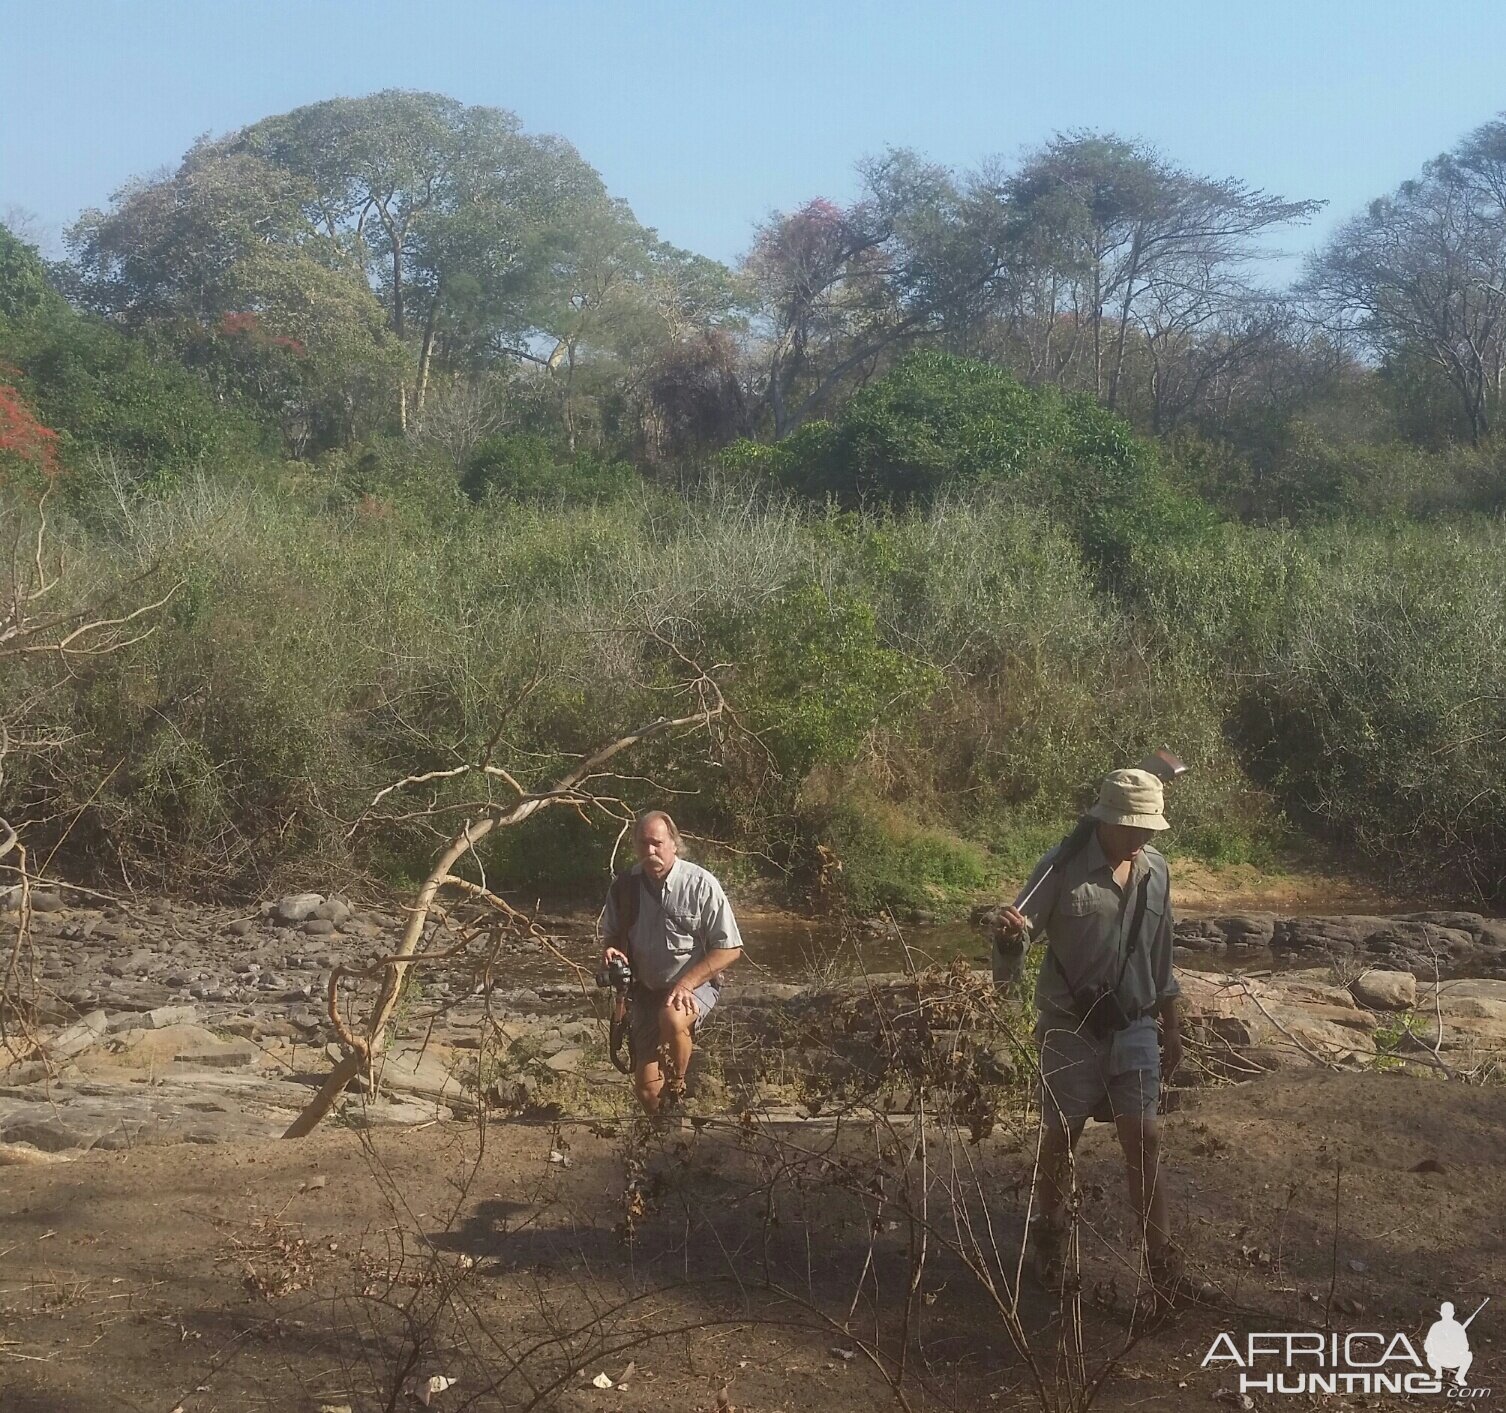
[1034,1013,1161,1126]
[628,981,720,1067]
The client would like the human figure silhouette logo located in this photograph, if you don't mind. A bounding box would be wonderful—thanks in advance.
[1425,1297,1488,1386]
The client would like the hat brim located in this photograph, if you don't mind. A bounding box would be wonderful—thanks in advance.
[1089,804,1170,831]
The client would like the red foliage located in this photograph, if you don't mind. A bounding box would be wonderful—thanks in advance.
[218,311,306,358]
[0,370,61,479]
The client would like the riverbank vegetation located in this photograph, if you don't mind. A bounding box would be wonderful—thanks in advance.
[3,95,1505,910]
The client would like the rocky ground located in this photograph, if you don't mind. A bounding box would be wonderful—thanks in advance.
[3,891,1505,1411]
[2,892,1506,1159]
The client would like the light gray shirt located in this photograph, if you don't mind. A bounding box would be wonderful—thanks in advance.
[1014,832,1179,1030]
[600,858,744,991]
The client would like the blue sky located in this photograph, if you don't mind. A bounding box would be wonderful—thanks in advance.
[4,0,1503,283]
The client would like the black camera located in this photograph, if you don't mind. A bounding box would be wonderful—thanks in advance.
[596,957,632,991]
[1075,985,1133,1040]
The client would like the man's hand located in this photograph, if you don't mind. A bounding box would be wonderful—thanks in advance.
[601,945,629,969]
[668,981,701,1017]
[997,905,1032,937]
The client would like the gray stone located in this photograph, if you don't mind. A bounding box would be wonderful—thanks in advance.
[29,891,65,914]
[173,1040,259,1070]
[0,1115,89,1151]
[226,918,254,938]
[313,898,351,925]
[302,918,336,937]
[339,1096,452,1129]
[544,1048,586,1073]
[47,1009,109,1060]
[275,893,325,924]
[145,1003,200,1029]
[1350,969,1417,1011]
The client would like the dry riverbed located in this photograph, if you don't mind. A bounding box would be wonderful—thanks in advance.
[2,890,1506,1410]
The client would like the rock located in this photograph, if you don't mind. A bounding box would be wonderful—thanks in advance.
[0,1114,91,1151]
[145,1003,199,1029]
[173,1039,259,1070]
[1218,913,1277,943]
[0,1141,74,1165]
[313,898,351,925]
[46,1009,110,1061]
[275,893,325,924]
[378,1049,469,1106]
[1395,911,1486,938]
[226,918,254,938]
[1271,916,1390,955]
[302,918,336,937]
[1350,969,1417,1011]
[1362,921,1476,961]
[29,891,65,914]
[1178,973,1377,1070]
[339,1096,452,1128]
[544,1048,585,1073]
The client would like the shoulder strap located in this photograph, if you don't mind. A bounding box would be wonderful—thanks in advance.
[1047,868,1152,1006]
[610,868,639,951]
[1113,871,1153,994]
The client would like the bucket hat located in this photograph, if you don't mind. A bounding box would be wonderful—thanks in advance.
[1088,767,1170,831]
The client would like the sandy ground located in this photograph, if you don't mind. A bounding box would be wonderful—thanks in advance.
[1,1064,1501,1413]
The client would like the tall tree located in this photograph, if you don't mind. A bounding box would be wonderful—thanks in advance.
[233,92,621,427]
[1003,132,1320,415]
[744,150,1011,436]
[1305,116,1506,444]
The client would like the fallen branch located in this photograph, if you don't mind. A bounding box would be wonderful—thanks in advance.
[284,689,724,1138]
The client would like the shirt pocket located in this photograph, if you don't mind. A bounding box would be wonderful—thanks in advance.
[1059,882,1118,919]
[664,923,696,957]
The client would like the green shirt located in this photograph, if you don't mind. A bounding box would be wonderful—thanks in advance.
[1016,831,1179,1027]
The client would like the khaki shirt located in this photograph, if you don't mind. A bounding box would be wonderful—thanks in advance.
[600,858,743,991]
[1015,831,1179,1029]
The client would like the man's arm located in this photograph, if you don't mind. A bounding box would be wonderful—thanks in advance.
[599,880,626,967]
[667,882,742,1010]
[997,845,1063,940]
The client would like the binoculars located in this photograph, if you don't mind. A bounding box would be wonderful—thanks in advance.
[1075,985,1136,1040]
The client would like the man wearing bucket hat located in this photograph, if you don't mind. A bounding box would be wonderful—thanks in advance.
[997,764,1219,1310]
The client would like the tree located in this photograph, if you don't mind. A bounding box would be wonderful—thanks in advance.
[67,143,312,328]
[1002,133,1320,417]
[744,150,1012,436]
[0,224,68,328]
[1304,116,1506,444]
[234,91,619,428]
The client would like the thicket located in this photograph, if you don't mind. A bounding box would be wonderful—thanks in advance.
[4,211,1506,909]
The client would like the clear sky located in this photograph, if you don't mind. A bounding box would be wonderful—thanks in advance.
[4,0,1504,283]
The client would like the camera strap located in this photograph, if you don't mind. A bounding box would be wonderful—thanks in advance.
[1048,869,1152,1018]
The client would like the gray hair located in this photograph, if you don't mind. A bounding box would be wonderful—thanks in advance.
[633,809,683,849]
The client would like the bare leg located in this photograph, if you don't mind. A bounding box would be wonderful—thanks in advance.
[633,1054,664,1113]
[1115,1111,1171,1255]
[1036,1110,1084,1228]
[657,1000,696,1096]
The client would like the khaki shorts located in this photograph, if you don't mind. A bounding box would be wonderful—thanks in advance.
[628,981,720,1067]
[1035,1013,1161,1126]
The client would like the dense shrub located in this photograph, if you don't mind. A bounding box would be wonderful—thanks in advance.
[461,433,637,504]
[726,351,1215,587]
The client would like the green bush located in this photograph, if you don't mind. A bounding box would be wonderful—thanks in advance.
[4,316,270,491]
[725,351,1216,587]
[461,433,637,504]
[813,797,994,916]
